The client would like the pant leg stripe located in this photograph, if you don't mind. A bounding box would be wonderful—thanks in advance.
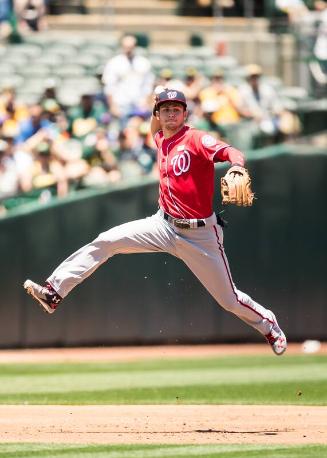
[213,225,273,324]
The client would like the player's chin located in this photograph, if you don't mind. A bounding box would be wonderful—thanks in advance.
[166,121,180,129]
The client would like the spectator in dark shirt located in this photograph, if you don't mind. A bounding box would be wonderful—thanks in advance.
[67,94,107,140]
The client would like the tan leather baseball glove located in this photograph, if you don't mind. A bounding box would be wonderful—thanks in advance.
[221,165,254,206]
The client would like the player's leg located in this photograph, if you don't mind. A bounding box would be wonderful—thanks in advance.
[24,213,176,313]
[176,223,287,355]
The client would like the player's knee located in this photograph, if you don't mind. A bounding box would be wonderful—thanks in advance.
[224,301,239,313]
[220,290,253,314]
[95,227,135,255]
[218,296,239,313]
[92,228,121,254]
[96,227,121,244]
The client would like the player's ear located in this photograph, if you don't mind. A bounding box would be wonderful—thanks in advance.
[184,109,188,121]
[155,109,160,120]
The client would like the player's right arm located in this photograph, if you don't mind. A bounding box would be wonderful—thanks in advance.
[150,85,166,139]
[150,113,161,139]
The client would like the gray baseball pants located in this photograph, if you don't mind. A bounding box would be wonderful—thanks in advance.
[48,210,275,336]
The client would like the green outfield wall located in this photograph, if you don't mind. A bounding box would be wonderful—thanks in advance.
[0,142,326,347]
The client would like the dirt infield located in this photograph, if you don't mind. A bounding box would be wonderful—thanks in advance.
[0,342,326,364]
[0,344,326,445]
[1,405,326,445]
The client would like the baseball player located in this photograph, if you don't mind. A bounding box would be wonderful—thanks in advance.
[24,88,287,355]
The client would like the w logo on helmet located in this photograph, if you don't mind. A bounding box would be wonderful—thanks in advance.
[167,91,177,99]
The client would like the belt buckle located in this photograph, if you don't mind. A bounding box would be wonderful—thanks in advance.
[174,219,191,229]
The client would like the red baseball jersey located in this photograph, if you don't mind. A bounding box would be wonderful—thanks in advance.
[154,125,245,219]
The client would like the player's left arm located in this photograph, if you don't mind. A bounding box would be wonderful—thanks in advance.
[197,133,254,206]
[214,143,254,206]
[197,132,245,167]
[217,144,245,167]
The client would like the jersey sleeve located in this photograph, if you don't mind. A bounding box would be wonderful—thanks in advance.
[195,131,245,166]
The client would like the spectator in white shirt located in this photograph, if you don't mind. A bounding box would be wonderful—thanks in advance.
[238,64,301,146]
[238,64,283,136]
[102,35,155,122]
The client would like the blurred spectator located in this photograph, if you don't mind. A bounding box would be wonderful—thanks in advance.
[81,128,121,187]
[0,86,29,134]
[191,100,222,137]
[102,34,155,121]
[93,66,109,109]
[0,139,19,198]
[314,1,327,60]
[0,131,33,198]
[15,104,51,144]
[238,64,301,143]
[39,79,62,109]
[111,115,157,178]
[239,64,280,131]
[41,98,61,124]
[15,0,47,32]
[182,67,204,103]
[113,129,143,178]
[0,0,11,22]
[130,120,157,175]
[199,69,243,127]
[156,67,185,92]
[0,0,12,39]
[30,139,68,198]
[312,1,327,84]
[275,0,309,22]
[67,94,107,140]
[156,68,174,87]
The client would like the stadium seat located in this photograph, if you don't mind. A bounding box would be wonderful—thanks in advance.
[0,63,15,76]
[182,47,214,58]
[15,92,42,105]
[279,86,309,101]
[261,75,283,89]
[54,64,87,78]
[60,76,100,96]
[56,89,81,107]
[45,44,78,58]
[204,55,238,71]
[6,43,42,59]
[22,76,60,92]
[0,75,24,90]
[2,54,29,67]
[34,54,64,67]
[82,45,113,60]
[148,55,171,71]
[169,58,204,74]
[67,54,100,70]
[20,66,52,78]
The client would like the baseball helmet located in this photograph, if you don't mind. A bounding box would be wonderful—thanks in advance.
[156,89,187,110]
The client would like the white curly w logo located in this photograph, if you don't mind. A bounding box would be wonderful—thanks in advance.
[171,151,191,176]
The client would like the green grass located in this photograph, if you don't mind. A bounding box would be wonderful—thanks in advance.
[0,444,326,458]
[1,355,326,457]
[0,354,326,405]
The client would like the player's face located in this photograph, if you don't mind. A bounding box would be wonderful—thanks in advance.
[158,102,187,133]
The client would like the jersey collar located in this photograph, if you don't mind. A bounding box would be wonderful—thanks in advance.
[162,125,189,144]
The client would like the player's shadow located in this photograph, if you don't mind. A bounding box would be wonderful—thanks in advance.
[195,429,280,435]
